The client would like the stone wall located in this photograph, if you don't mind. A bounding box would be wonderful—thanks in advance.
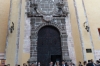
[66,16,76,64]
[0,0,10,55]
[23,15,31,53]
[24,0,76,64]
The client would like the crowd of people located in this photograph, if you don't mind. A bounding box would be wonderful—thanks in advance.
[79,59,100,66]
[3,60,74,66]
[2,59,100,66]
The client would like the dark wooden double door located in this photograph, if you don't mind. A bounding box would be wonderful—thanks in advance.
[37,26,62,66]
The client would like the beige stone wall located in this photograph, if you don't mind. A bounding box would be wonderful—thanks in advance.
[67,0,84,65]
[18,0,30,65]
[84,0,100,60]
[5,0,21,66]
[84,0,100,49]
[75,0,94,60]
[68,0,100,64]
[0,0,10,53]
[5,0,30,65]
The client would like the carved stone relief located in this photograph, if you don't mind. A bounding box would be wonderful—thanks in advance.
[25,0,72,65]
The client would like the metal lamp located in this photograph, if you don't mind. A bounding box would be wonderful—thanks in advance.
[83,22,89,32]
[9,22,14,33]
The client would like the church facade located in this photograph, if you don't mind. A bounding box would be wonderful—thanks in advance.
[0,0,100,66]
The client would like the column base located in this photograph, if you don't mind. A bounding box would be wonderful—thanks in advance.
[27,57,37,65]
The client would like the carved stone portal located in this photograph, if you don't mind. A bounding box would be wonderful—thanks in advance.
[26,0,70,65]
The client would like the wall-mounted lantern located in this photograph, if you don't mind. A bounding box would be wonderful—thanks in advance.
[9,22,14,33]
[83,22,89,32]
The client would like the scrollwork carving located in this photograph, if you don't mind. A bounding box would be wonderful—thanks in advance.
[27,0,38,17]
[62,6,69,16]
[56,1,69,16]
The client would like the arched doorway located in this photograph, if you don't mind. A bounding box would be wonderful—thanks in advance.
[37,26,62,66]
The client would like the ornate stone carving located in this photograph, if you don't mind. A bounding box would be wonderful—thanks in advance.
[26,0,69,20]
[37,0,57,15]
[26,0,38,17]
[56,1,69,16]
[43,15,53,22]
[27,0,71,64]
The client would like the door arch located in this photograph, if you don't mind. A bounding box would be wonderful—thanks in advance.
[37,26,62,66]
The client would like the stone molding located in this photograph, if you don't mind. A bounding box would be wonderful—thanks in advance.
[26,0,71,64]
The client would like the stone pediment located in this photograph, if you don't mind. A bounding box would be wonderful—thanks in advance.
[26,0,69,21]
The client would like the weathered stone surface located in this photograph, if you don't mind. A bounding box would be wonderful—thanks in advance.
[65,17,76,64]
[24,0,76,64]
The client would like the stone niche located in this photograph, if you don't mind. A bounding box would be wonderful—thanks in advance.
[26,0,71,65]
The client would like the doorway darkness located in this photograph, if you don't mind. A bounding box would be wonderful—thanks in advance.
[37,26,62,66]
[51,55,62,66]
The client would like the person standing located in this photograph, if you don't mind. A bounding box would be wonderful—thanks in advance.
[49,61,53,66]
[91,59,95,66]
[37,62,40,66]
[79,61,83,66]
[62,60,68,66]
[86,60,93,66]
[99,59,100,63]
[95,60,100,66]
[83,61,87,66]
[55,61,60,66]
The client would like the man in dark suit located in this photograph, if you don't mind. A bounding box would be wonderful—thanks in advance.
[62,60,68,66]
[86,60,94,66]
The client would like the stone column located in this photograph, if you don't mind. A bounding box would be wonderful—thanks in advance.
[61,34,71,62]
